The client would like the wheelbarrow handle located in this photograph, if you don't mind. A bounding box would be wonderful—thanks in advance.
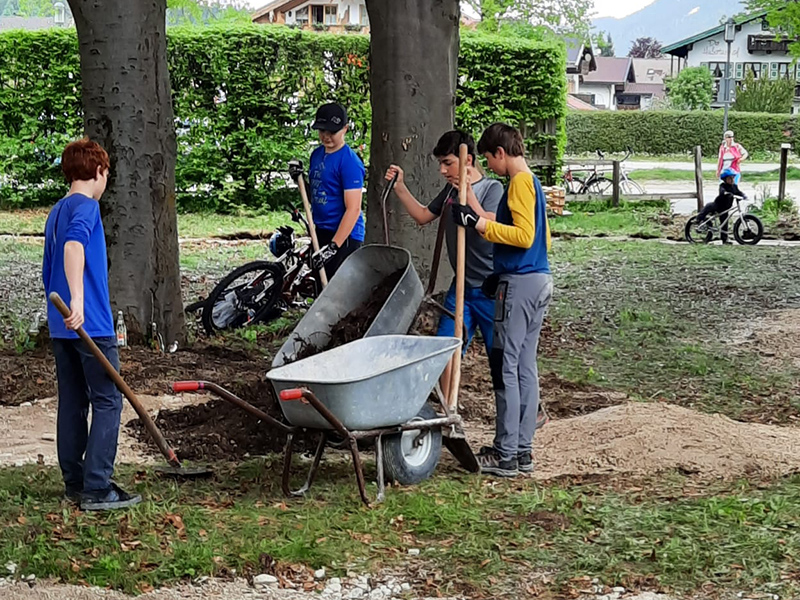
[174,381,203,393]
[279,388,305,401]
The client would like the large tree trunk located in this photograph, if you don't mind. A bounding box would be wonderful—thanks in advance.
[365,0,459,286]
[68,0,185,345]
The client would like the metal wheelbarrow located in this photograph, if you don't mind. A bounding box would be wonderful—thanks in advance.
[175,335,460,506]
[272,244,423,368]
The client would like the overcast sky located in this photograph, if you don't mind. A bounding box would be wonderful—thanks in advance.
[241,0,657,20]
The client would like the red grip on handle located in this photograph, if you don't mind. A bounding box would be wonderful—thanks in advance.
[280,388,304,401]
[173,381,202,393]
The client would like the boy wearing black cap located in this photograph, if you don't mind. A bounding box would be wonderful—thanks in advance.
[307,102,366,278]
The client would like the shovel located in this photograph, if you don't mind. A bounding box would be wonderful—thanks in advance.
[289,159,328,288]
[48,292,212,479]
[440,144,480,473]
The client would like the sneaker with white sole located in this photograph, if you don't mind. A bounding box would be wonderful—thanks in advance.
[517,452,534,473]
[81,483,142,512]
[477,447,518,478]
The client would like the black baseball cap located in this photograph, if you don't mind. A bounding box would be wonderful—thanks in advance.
[311,103,347,132]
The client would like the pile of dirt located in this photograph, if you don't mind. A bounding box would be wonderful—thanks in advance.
[457,340,628,425]
[533,402,800,481]
[129,384,312,462]
[120,342,316,461]
[0,340,275,407]
[293,268,403,362]
[0,349,55,406]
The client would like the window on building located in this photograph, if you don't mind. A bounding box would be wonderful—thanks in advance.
[310,5,323,24]
[777,63,792,79]
[324,5,338,25]
[360,4,369,26]
[706,62,728,79]
[743,62,762,79]
[296,7,308,23]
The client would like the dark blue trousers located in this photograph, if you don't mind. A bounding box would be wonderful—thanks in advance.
[51,337,122,497]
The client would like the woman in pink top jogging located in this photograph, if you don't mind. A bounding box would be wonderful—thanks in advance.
[717,130,749,184]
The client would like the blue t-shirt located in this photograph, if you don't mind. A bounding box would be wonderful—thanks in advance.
[308,144,366,242]
[42,193,115,339]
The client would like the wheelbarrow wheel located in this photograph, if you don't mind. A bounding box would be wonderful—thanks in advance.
[382,404,442,486]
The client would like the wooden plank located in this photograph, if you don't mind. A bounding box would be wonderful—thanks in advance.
[612,161,621,207]
[566,193,697,202]
[779,143,791,203]
[694,145,704,211]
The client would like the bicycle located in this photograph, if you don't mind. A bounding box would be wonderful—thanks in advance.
[194,207,321,335]
[684,195,764,245]
[593,148,646,195]
[562,148,645,196]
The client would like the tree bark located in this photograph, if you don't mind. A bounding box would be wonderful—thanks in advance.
[365,0,459,287]
[68,0,185,344]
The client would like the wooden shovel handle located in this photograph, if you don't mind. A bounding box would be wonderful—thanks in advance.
[296,175,328,288]
[448,143,469,411]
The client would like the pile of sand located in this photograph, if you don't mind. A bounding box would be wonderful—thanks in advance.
[532,402,800,480]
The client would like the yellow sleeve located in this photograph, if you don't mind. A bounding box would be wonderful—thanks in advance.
[484,173,536,248]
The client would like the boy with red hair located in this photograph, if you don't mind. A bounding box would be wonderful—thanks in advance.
[43,138,141,511]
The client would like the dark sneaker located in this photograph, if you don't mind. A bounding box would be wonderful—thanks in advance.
[81,483,142,512]
[64,487,82,504]
[517,452,534,473]
[721,239,733,245]
[478,448,518,478]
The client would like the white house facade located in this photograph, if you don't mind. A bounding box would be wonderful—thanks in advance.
[663,12,800,114]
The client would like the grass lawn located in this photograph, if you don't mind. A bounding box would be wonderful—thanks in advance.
[544,240,800,422]
[0,209,295,239]
[3,464,800,597]
[551,201,668,239]
[3,218,800,597]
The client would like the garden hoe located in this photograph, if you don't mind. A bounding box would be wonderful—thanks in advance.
[49,292,213,479]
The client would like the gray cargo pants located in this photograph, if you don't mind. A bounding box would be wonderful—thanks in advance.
[489,272,553,462]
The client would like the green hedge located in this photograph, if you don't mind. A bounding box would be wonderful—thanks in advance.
[566,110,798,156]
[0,26,566,211]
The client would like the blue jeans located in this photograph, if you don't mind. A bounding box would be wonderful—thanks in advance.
[51,337,122,497]
[436,284,495,354]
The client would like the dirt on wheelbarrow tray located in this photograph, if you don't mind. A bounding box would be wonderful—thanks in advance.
[292,268,404,362]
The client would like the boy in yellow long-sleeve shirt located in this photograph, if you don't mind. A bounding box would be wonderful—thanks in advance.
[452,123,553,477]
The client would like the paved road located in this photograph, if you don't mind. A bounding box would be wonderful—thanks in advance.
[640,180,800,215]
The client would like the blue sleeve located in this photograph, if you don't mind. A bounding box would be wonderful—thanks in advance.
[340,149,365,191]
[65,200,99,247]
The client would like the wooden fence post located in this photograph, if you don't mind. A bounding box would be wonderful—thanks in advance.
[779,143,791,204]
[694,146,704,211]
[612,160,620,207]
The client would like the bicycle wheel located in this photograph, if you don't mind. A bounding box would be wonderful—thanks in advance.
[586,177,613,195]
[733,215,764,246]
[684,216,713,244]
[561,174,583,194]
[201,261,284,335]
[621,180,645,195]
